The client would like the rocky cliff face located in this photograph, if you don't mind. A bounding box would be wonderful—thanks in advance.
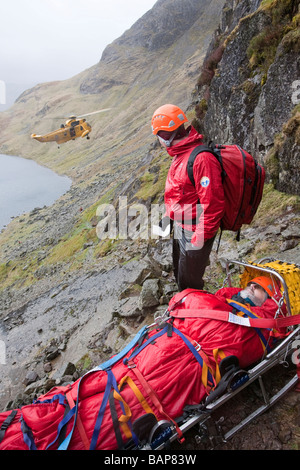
[192,0,300,195]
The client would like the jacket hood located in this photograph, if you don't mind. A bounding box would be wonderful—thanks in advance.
[166,126,204,157]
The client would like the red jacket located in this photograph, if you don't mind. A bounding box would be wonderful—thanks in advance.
[164,126,225,245]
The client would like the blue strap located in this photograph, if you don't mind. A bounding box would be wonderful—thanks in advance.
[57,373,87,450]
[57,431,72,451]
[89,369,113,450]
[123,325,169,365]
[227,300,271,352]
[171,326,214,385]
[124,322,214,385]
[21,417,37,450]
[110,370,139,447]
[98,325,149,371]
[34,393,67,406]
[90,368,140,450]
[47,406,76,450]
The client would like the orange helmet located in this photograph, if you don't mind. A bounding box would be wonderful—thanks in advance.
[248,276,275,298]
[151,104,188,135]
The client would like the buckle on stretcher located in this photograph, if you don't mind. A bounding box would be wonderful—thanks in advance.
[127,360,136,369]
[193,340,201,351]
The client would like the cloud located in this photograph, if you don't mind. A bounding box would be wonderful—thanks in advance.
[0,0,157,84]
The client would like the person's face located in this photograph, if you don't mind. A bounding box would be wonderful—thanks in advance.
[246,283,268,306]
[157,130,176,148]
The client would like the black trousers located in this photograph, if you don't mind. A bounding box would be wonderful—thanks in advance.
[172,223,215,291]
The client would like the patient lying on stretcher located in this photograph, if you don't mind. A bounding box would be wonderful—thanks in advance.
[0,276,286,450]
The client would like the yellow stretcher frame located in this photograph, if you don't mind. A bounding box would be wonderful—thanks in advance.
[223,257,300,317]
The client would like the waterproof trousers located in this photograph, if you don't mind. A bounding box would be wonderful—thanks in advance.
[172,223,215,291]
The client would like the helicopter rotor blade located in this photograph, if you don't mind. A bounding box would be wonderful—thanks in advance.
[43,109,111,120]
[77,108,111,118]
[44,115,76,120]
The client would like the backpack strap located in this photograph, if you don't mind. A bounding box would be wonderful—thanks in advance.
[187,144,227,252]
[187,144,226,187]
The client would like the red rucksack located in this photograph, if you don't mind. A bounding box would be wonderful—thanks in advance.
[187,143,265,238]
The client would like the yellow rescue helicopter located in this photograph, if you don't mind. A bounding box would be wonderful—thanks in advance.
[31,109,110,145]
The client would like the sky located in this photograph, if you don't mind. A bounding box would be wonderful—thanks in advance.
[0,0,158,89]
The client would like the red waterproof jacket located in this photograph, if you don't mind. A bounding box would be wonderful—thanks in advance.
[164,126,225,245]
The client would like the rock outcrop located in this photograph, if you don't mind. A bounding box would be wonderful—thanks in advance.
[193,0,300,194]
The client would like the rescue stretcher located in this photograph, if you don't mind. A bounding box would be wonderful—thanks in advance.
[0,258,299,450]
[142,257,300,450]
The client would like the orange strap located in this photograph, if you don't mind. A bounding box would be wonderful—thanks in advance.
[118,375,155,416]
[113,375,156,439]
[213,348,226,384]
[66,390,90,450]
[128,361,185,443]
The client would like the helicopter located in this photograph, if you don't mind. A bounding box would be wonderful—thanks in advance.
[31,108,110,145]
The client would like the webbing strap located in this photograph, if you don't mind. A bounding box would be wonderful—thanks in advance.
[171,305,300,330]
[124,322,214,389]
[171,305,271,353]
[89,369,114,450]
[171,326,214,386]
[57,370,93,450]
[48,406,76,450]
[125,323,220,442]
[227,301,271,353]
[21,417,37,450]
[128,362,184,443]
[89,369,139,450]
[118,375,154,416]
[109,391,124,449]
[34,393,66,405]
[57,403,71,448]
[66,390,90,450]
[123,325,169,365]
[213,348,227,384]
[111,372,139,446]
[0,410,17,443]
[98,325,149,371]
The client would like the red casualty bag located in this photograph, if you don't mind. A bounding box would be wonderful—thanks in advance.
[0,288,282,450]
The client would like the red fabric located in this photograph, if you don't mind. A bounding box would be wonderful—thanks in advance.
[164,127,225,244]
[0,288,282,450]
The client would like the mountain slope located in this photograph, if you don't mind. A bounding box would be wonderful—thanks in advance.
[0,0,225,181]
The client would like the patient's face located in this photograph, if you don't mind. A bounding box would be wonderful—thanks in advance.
[252,284,268,305]
[240,283,268,307]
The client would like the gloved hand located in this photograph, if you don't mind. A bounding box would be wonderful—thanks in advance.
[159,216,173,231]
[152,216,173,237]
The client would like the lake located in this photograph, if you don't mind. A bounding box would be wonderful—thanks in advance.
[0,154,71,231]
